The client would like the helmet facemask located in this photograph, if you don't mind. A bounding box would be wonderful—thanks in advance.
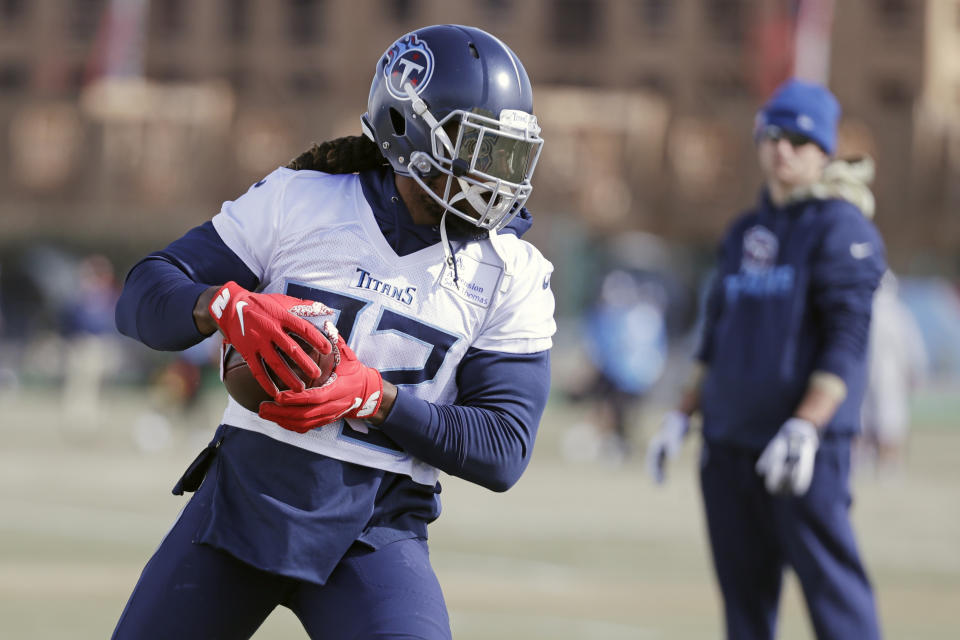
[401,87,543,231]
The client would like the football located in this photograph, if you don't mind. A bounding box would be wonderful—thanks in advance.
[222,332,338,412]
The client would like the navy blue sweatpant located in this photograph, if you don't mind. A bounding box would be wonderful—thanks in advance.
[112,488,451,639]
[699,437,881,640]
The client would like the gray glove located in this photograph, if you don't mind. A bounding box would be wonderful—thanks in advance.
[755,418,819,496]
[645,411,690,484]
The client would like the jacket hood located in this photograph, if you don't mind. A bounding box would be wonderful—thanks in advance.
[788,155,876,218]
[500,207,534,238]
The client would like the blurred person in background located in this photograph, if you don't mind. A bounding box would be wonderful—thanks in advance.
[859,269,928,473]
[59,253,122,433]
[111,24,553,640]
[563,267,668,463]
[0,246,76,388]
[645,79,885,640]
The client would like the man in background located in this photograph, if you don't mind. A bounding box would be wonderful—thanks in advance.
[646,79,885,640]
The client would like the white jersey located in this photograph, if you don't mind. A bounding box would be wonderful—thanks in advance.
[212,167,556,485]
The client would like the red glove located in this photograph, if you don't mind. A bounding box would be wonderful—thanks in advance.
[208,281,332,396]
[258,322,383,434]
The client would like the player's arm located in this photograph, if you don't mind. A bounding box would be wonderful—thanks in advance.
[675,362,707,416]
[117,221,329,392]
[791,372,847,428]
[755,206,886,496]
[378,348,551,492]
[660,249,726,420]
[374,241,554,492]
[118,168,295,350]
[115,222,259,350]
[258,344,550,493]
[803,204,887,428]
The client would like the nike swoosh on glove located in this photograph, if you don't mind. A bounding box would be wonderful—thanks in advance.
[209,281,333,396]
[258,321,384,434]
[755,418,820,496]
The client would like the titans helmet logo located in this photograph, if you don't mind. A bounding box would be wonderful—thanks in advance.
[742,225,779,272]
[383,34,435,100]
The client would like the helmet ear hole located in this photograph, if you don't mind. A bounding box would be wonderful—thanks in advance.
[389,107,406,136]
[468,43,479,59]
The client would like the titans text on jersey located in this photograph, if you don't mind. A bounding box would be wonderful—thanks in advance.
[353,267,417,306]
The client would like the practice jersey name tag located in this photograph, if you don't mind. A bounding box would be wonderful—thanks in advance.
[440,253,502,308]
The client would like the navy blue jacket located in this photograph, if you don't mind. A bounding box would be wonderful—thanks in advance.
[697,192,886,450]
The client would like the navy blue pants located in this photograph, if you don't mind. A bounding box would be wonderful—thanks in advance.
[112,493,451,639]
[699,438,881,640]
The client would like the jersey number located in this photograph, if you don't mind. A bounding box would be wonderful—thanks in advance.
[286,282,459,453]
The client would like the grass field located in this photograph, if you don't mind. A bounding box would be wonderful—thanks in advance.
[1,385,958,639]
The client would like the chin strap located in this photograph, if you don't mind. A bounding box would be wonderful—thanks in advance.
[438,209,460,286]
[404,81,460,287]
[406,82,455,157]
[404,80,517,286]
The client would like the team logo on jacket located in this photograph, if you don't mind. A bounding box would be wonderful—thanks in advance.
[383,34,434,100]
[726,225,794,302]
[741,225,778,272]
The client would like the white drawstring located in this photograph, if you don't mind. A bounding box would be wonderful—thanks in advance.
[439,209,459,286]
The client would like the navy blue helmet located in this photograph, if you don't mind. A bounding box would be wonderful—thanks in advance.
[362,25,543,231]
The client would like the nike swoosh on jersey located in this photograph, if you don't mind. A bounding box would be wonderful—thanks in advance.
[236,301,249,335]
[849,242,873,259]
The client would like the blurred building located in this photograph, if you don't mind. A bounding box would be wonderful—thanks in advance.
[0,0,958,272]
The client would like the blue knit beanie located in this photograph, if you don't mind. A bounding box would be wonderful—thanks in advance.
[755,79,841,155]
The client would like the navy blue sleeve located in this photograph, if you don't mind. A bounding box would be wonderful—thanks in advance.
[115,221,259,351]
[695,217,744,364]
[810,203,886,384]
[380,348,551,492]
[694,267,724,364]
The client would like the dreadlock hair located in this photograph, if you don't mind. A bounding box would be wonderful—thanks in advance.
[286,135,388,173]
[286,133,489,241]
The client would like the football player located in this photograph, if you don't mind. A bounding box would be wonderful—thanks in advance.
[112,25,554,639]
[646,79,884,640]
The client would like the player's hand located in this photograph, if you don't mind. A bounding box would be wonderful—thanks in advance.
[755,418,819,496]
[258,322,383,434]
[645,411,690,484]
[208,281,332,396]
